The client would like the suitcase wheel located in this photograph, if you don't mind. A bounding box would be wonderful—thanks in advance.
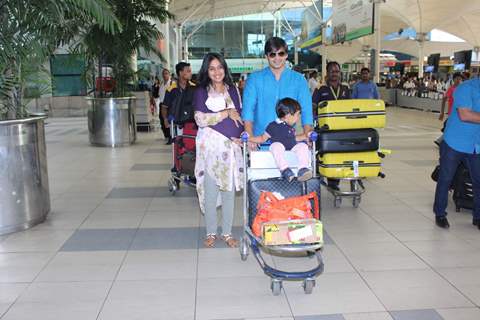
[353,196,361,208]
[334,197,342,208]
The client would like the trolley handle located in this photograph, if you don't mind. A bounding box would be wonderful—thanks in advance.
[241,131,249,143]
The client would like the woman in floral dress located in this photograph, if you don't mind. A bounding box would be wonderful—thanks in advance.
[193,52,244,248]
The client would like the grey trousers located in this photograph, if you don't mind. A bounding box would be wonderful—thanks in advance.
[203,173,235,236]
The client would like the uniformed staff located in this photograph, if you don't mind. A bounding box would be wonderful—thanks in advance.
[312,61,351,190]
[162,62,194,144]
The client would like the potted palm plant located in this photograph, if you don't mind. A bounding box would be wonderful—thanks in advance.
[0,0,119,235]
[78,0,172,147]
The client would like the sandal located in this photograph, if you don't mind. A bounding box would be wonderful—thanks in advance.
[203,234,216,248]
[221,234,239,248]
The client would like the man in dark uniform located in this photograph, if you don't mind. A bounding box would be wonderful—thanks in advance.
[312,61,351,190]
[161,62,193,144]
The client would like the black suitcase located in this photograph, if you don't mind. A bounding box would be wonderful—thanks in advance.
[453,162,473,212]
[316,129,379,155]
[247,177,322,227]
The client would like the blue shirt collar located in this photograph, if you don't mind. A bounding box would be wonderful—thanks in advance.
[264,66,289,81]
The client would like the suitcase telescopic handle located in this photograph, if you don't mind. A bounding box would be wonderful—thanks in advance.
[346,115,368,119]
[339,138,369,145]
[318,101,328,109]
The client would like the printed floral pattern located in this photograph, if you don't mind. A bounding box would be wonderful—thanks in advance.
[194,126,243,213]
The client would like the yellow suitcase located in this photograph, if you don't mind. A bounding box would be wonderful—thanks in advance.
[318,151,382,178]
[317,99,386,130]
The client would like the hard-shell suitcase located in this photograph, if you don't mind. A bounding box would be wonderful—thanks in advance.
[453,162,473,212]
[316,129,379,155]
[317,99,386,130]
[317,151,382,178]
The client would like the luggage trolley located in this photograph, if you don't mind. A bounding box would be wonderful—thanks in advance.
[167,116,197,194]
[325,178,366,209]
[315,99,389,208]
[239,132,325,295]
[318,150,390,208]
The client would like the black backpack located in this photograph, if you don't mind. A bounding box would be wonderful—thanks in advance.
[169,86,195,125]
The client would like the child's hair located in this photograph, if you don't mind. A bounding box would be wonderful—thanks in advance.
[276,98,301,118]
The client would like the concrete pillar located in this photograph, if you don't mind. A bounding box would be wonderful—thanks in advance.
[273,16,277,37]
[163,1,171,71]
[178,25,183,62]
[373,0,382,83]
[321,24,327,83]
[416,33,427,79]
[294,38,299,65]
[418,41,425,79]
[163,22,170,70]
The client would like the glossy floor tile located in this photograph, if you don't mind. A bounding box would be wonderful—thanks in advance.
[2,109,480,319]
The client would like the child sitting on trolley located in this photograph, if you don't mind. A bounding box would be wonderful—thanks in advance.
[239,97,313,182]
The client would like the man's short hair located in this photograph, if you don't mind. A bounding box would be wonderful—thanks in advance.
[175,62,190,76]
[361,67,370,73]
[453,72,463,80]
[326,61,341,72]
[264,37,288,55]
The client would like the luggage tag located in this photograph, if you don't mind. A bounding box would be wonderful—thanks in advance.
[353,161,359,177]
[288,224,313,242]
[272,192,284,200]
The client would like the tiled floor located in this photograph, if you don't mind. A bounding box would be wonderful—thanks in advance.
[1,108,480,319]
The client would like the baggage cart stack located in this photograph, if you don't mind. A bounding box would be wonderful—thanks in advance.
[316,99,389,207]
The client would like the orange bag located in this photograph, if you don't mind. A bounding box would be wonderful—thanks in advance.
[252,191,320,237]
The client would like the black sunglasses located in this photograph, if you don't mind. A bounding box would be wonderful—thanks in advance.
[268,51,287,58]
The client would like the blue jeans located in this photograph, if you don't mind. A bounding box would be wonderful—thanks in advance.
[433,141,480,219]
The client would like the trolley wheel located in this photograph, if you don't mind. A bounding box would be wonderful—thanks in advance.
[168,178,177,195]
[271,279,282,296]
[303,278,315,294]
[353,196,361,208]
[455,206,461,212]
[334,197,342,208]
[239,237,249,261]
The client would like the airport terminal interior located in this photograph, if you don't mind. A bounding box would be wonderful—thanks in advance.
[2,0,480,320]
[1,108,480,320]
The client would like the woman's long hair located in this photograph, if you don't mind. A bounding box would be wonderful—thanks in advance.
[197,52,234,88]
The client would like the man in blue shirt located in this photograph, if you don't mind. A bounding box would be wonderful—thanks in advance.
[351,67,379,99]
[433,78,480,229]
[242,37,313,141]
